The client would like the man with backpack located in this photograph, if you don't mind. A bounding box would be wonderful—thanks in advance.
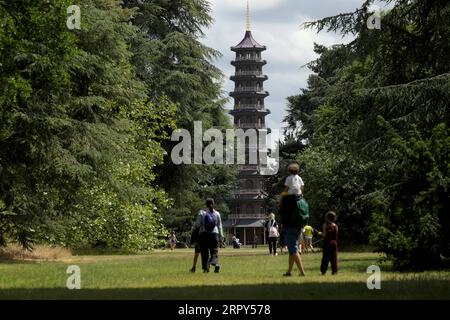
[194,198,223,273]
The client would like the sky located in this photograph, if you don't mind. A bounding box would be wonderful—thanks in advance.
[201,0,365,133]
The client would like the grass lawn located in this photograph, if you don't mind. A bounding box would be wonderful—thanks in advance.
[0,247,449,300]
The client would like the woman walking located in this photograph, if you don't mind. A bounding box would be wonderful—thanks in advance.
[266,213,279,256]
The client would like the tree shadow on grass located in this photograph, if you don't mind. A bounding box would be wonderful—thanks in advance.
[1,280,449,300]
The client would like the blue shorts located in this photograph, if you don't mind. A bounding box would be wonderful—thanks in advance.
[283,228,300,255]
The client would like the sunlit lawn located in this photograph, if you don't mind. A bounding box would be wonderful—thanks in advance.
[1,247,449,299]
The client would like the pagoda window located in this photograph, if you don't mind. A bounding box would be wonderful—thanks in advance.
[245,179,254,189]
[246,204,253,215]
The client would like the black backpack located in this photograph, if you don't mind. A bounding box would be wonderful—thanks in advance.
[204,210,217,232]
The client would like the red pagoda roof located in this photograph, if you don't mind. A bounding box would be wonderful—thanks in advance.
[232,31,266,51]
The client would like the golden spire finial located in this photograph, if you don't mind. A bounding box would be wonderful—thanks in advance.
[246,0,250,31]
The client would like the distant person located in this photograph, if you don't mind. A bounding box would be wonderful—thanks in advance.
[252,234,259,248]
[266,213,279,256]
[279,163,307,277]
[194,198,223,273]
[232,234,241,249]
[168,231,177,251]
[303,224,314,253]
[319,211,339,275]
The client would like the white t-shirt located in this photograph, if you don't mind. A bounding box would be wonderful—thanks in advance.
[284,174,304,195]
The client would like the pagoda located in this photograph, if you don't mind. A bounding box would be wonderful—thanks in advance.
[223,1,271,246]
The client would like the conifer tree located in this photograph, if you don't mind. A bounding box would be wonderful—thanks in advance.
[0,0,175,250]
[280,0,449,268]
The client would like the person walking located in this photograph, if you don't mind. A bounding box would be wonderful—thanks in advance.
[189,243,201,273]
[194,198,224,273]
[319,211,339,275]
[303,224,314,253]
[189,221,201,272]
[279,163,307,277]
[266,213,279,256]
[168,231,177,251]
[252,234,259,248]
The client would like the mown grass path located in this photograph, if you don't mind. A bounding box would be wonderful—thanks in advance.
[1,247,449,299]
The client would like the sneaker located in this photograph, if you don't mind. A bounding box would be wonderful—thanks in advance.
[283,272,292,277]
[275,253,278,256]
[214,266,220,273]
[203,269,209,273]
[190,267,196,273]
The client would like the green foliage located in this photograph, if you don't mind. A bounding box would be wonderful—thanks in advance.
[1,0,81,248]
[281,0,450,269]
[124,0,237,236]
[0,0,235,250]
[370,123,450,270]
[0,0,175,250]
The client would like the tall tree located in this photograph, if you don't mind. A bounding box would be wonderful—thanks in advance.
[283,0,450,269]
[0,0,174,250]
[124,0,237,239]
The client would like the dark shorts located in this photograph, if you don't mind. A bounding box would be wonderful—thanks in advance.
[194,243,201,253]
[283,228,300,255]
